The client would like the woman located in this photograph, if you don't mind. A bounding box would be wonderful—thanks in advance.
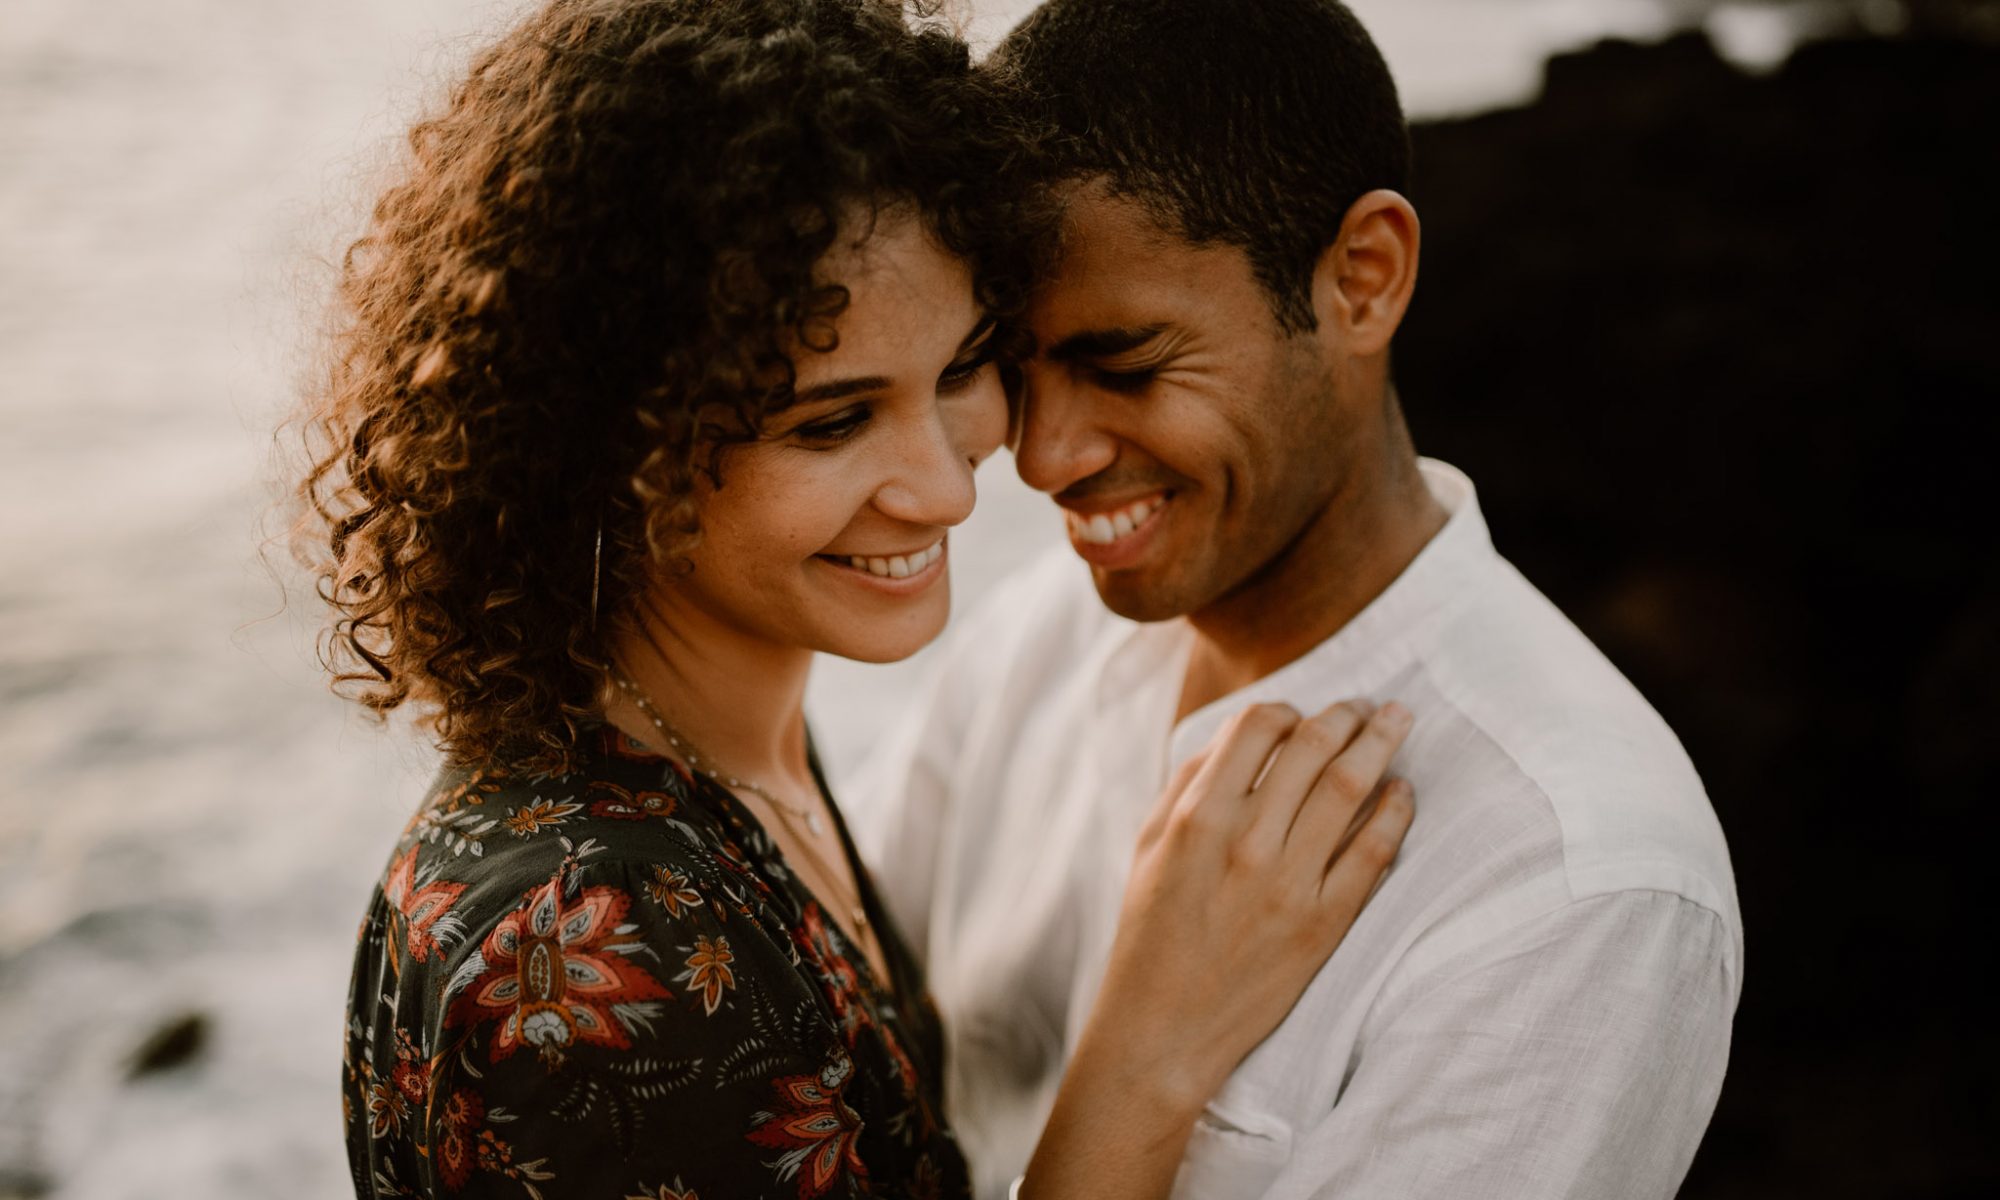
[296,2,1414,1197]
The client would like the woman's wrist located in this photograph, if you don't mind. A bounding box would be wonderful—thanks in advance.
[1024,1020,1208,1200]
[1064,1010,1216,1131]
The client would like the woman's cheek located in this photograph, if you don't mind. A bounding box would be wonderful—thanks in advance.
[780,455,878,555]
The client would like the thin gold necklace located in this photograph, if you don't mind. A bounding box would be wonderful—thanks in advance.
[614,670,825,834]
[611,671,875,946]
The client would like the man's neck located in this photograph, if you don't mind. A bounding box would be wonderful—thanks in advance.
[1177,451,1447,722]
[605,595,816,792]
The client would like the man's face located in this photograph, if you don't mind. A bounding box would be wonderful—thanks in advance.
[1013,185,1356,622]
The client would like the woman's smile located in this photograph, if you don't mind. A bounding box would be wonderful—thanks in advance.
[815,535,948,586]
[813,539,950,598]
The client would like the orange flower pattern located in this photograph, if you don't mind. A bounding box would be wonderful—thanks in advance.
[679,935,737,1016]
[502,797,583,837]
[343,724,965,1198]
[642,865,704,918]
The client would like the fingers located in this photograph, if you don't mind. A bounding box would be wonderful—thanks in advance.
[1316,777,1414,916]
[1169,702,1302,824]
[1162,743,1213,807]
[1138,744,1214,849]
[1280,702,1413,863]
[1240,700,1376,849]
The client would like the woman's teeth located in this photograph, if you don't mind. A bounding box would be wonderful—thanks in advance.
[846,539,944,579]
[1067,495,1165,545]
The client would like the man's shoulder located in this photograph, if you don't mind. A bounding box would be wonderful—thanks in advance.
[1414,558,1737,927]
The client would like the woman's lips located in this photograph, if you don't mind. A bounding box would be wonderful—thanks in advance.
[815,537,948,593]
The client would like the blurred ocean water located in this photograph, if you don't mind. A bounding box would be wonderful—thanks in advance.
[0,1,1795,1195]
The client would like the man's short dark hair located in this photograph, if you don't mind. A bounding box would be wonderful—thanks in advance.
[992,0,1409,332]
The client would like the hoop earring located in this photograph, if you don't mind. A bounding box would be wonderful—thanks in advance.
[590,523,603,632]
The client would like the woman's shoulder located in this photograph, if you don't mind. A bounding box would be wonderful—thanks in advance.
[396,723,717,865]
[365,723,803,1010]
[345,735,862,1195]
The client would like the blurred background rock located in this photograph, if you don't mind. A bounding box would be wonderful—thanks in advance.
[1,1,1992,1196]
[1397,3,1999,1194]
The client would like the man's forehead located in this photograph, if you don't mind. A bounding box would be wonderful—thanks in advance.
[1050,180,1189,270]
[1029,182,1257,341]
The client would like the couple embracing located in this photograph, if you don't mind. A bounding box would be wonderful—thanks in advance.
[307,1,1740,1197]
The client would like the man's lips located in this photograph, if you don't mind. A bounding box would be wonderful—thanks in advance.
[1062,491,1172,569]
[1062,491,1169,545]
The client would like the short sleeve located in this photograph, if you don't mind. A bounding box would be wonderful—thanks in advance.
[1270,889,1737,1200]
[413,855,854,1199]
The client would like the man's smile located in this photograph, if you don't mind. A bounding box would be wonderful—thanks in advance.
[1062,490,1172,566]
[1063,491,1170,545]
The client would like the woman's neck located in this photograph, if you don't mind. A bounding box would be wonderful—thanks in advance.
[605,592,816,792]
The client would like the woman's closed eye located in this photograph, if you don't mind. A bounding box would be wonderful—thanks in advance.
[938,341,999,394]
[791,404,873,447]
[787,333,998,447]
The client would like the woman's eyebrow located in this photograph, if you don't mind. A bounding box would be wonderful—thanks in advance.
[792,317,999,404]
[791,374,892,406]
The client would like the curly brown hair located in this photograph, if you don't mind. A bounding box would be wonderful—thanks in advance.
[290,0,1040,775]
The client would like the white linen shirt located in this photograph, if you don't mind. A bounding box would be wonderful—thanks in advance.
[848,460,1742,1200]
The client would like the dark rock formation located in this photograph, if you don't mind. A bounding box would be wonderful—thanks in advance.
[126,1010,209,1078]
[1398,28,1999,1198]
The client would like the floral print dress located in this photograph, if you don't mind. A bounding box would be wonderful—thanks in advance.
[342,723,969,1200]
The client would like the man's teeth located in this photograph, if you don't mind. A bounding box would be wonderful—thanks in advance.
[1068,495,1165,545]
[846,540,945,579]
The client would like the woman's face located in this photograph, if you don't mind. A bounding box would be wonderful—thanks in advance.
[663,207,1008,664]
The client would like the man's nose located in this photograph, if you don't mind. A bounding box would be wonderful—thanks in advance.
[1012,365,1117,495]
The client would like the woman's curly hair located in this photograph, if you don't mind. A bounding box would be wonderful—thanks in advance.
[290,0,1042,775]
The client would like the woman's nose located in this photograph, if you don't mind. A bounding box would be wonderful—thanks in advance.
[953,370,1010,470]
[872,395,989,527]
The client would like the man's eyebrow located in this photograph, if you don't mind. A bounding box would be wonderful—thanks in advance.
[791,374,893,407]
[1044,324,1168,362]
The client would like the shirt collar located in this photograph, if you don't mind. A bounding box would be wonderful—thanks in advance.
[1089,458,1494,766]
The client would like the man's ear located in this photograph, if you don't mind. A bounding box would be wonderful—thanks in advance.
[1310,189,1420,356]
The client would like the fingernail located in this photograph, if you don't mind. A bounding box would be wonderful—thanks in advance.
[1382,702,1412,726]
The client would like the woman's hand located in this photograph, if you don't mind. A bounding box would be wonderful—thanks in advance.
[1024,699,1415,1199]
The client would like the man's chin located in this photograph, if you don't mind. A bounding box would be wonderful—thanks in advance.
[1089,565,1200,625]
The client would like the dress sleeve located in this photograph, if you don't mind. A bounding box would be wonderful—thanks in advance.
[1269,889,1737,1200]
[419,855,851,1200]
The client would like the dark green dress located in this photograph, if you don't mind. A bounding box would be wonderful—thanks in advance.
[342,722,968,1199]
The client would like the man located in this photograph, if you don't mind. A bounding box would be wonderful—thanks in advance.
[853,1,1741,1196]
